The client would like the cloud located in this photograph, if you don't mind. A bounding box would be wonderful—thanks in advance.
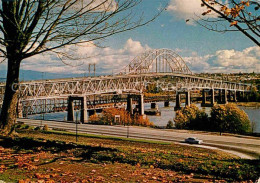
[0,42,258,76]
[15,38,150,75]
[73,0,118,12]
[186,46,260,73]
[167,0,218,25]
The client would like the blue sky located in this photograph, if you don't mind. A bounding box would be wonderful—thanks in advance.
[0,0,259,79]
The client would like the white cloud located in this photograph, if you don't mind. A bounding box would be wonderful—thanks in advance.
[17,38,150,75]
[186,46,260,73]
[0,42,258,76]
[167,0,218,25]
[74,0,118,12]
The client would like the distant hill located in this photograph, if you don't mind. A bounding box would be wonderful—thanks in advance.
[0,69,107,82]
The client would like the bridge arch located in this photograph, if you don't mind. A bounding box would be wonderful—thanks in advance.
[119,49,192,75]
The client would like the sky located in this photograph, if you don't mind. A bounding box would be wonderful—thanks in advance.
[0,0,259,79]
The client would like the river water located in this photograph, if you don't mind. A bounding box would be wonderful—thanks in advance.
[28,102,260,133]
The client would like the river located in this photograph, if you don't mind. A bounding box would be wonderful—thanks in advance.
[28,102,260,133]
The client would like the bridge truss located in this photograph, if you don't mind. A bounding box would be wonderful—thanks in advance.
[0,49,252,116]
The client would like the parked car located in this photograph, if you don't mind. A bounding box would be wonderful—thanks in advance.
[184,137,203,144]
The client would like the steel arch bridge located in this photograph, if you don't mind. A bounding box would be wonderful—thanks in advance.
[118,49,192,75]
[0,49,252,116]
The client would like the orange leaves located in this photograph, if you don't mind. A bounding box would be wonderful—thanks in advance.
[0,164,6,173]
[241,1,250,7]
[202,10,212,16]
[220,0,250,20]
[90,108,154,127]
[230,21,238,27]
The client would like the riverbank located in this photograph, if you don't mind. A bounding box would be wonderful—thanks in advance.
[0,129,259,182]
[235,102,260,108]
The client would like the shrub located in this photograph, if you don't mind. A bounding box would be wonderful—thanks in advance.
[88,113,101,124]
[132,114,154,127]
[88,108,154,127]
[174,104,208,130]
[34,126,41,131]
[210,104,251,134]
[166,120,174,129]
[43,124,49,131]
[101,108,132,125]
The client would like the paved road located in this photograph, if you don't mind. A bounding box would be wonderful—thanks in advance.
[17,118,260,159]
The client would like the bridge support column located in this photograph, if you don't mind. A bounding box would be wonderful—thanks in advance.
[222,89,228,104]
[233,91,237,102]
[151,102,158,109]
[218,89,222,104]
[127,95,133,115]
[174,93,181,111]
[201,89,207,106]
[242,91,245,101]
[80,96,88,123]
[228,90,232,102]
[67,96,75,121]
[201,89,214,107]
[185,91,191,107]
[164,101,170,107]
[236,91,241,102]
[210,89,215,106]
[138,94,144,115]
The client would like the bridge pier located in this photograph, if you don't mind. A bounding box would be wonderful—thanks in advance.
[164,101,170,107]
[233,91,237,102]
[67,97,75,122]
[67,96,88,123]
[201,89,214,107]
[185,91,191,106]
[174,91,191,111]
[138,94,144,116]
[127,95,133,115]
[151,102,158,109]
[81,96,88,123]
[228,90,232,102]
[218,89,228,104]
[201,89,207,106]
[174,93,181,111]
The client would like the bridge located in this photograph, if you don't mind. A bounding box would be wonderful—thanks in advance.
[0,49,252,122]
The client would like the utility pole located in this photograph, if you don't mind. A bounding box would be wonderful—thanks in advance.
[88,63,96,77]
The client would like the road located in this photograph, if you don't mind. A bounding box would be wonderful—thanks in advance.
[17,118,260,159]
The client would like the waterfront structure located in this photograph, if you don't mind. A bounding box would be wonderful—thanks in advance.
[0,49,252,122]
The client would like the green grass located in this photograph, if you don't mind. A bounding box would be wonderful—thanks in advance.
[46,130,171,145]
[0,128,259,182]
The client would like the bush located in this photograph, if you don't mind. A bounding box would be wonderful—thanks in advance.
[210,103,251,134]
[174,104,208,130]
[89,108,154,127]
[43,124,49,131]
[34,126,41,131]
[166,120,174,129]
[88,113,101,124]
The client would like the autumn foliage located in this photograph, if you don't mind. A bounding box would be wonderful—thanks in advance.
[211,103,251,134]
[174,103,251,134]
[199,0,259,46]
[89,108,154,127]
[174,104,208,130]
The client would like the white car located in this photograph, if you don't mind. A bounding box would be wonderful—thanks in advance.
[184,137,203,144]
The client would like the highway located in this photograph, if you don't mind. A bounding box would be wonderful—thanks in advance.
[17,118,260,159]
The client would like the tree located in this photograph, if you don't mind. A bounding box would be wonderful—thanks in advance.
[197,0,259,46]
[0,0,161,135]
[210,104,251,135]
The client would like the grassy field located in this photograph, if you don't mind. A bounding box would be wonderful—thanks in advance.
[0,128,259,182]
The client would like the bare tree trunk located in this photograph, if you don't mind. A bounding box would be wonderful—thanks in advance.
[0,58,21,135]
